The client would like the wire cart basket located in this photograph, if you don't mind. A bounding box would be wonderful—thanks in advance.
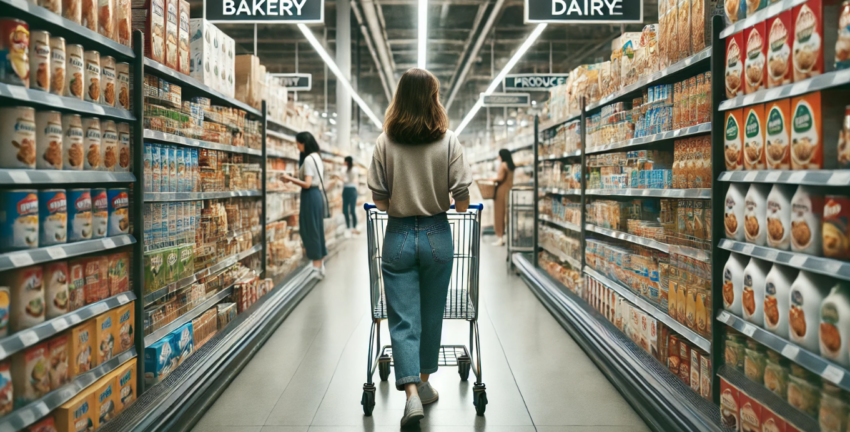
[362,203,487,416]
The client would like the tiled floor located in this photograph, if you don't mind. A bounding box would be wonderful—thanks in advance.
[192,237,650,432]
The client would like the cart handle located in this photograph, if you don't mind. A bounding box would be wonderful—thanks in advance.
[363,203,484,211]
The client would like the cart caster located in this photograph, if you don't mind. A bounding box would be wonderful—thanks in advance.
[457,356,471,381]
[378,355,391,381]
[473,384,487,416]
[362,383,376,416]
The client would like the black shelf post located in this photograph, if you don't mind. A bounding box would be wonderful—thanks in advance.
[261,101,268,278]
[579,96,587,270]
[532,115,539,267]
[132,29,147,395]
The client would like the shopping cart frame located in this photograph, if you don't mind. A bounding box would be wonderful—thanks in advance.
[361,203,487,417]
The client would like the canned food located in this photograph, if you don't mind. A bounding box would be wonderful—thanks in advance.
[36,110,63,170]
[29,30,50,91]
[49,36,65,95]
[81,0,96,31]
[117,122,130,172]
[44,261,69,319]
[37,0,61,14]
[65,44,84,99]
[101,120,118,171]
[117,62,130,110]
[82,117,101,170]
[83,50,100,103]
[0,19,29,88]
[101,56,116,107]
[91,188,107,238]
[38,189,67,246]
[108,188,129,236]
[0,190,39,251]
[9,266,45,332]
[0,106,36,169]
[67,188,92,242]
[62,114,84,170]
[63,0,81,24]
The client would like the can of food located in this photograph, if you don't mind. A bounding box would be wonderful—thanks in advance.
[49,36,65,95]
[38,189,66,246]
[0,106,36,169]
[0,19,30,88]
[101,120,118,171]
[29,30,50,91]
[108,188,129,236]
[83,50,100,103]
[0,190,39,251]
[91,187,107,238]
[117,122,130,172]
[116,62,130,110]
[35,110,63,170]
[67,188,92,242]
[37,0,61,14]
[9,265,45,332]
[101,55,116,107]
[65,44,84,99]
[82,117,101,170]
[62,114,84,170]
[44,261,69,319]
[63,0,81,24]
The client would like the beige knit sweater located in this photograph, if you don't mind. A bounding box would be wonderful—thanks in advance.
[367,130,472,218]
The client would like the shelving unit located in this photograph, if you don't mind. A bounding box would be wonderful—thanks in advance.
[144,190,263,202]
[718,170,850,186]
[585,188,711,198]
[0,235,135,273]
[719,68,850,111]
[0,170,136,185]
[586,123,712,154]
[719,239,850,282]
[144,130,262,156]
[538,215,580,233]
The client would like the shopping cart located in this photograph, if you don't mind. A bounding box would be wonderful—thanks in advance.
[361,203,487,416]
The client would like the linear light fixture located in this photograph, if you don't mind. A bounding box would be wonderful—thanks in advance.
[455,23,547,135]
[418,0,427,68]
[298,23,383,130]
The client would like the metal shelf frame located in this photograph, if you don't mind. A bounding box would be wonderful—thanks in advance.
[538,215,581,233]
[719,68,850,111]
[144,130,262,156]
[0,235,136,273]
[718,169,850,186]
[586,122,711,155]
[0,170,136,185]
[718,239,850,282]
[585,188,712,199]
[0,83,136,121]
[144,190,262,202]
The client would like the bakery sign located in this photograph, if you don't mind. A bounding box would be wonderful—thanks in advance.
[205,0,324,23]
[524,0,643,23]
[481,93,531,107]
[269,73,312,91]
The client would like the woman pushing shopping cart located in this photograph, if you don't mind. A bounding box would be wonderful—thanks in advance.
[363,68,486,427]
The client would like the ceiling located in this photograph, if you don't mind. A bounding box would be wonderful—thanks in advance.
[191,0,658,140]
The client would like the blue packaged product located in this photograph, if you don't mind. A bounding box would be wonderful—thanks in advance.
[168,203,177,246]
[160,203,168,248]
[0,190,39,251]
[168,147,177,193]
[67,189,92,242]
[149,203,160,251]
[176,148,184,192]
[169,322,194,365]
[175,202,183,245]
[143,204,151,250]
[143,335,176,387]
[183,203,190,244]
[143,143,152,192]
[39,189,67,246]
[191,149,199,192]
[107,188,129,236]
[160,145,170,193]
[152,143,162,193]
[91,188,108,239]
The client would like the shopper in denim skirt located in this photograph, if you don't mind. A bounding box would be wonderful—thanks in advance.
[367,69,472,427]
[283,132,328,279]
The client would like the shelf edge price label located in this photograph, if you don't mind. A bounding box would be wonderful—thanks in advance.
[823,365,845,385]
[781,344,800,360]
[742,323,757,337]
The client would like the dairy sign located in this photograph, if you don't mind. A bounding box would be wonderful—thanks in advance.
[205,0,323,23]
[525,0,642,23]
[504,74,569,91]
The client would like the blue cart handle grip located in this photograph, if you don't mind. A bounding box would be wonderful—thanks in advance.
[363,203,484,211]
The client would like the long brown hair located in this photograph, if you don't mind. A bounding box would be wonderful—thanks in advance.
[384,68,449,145]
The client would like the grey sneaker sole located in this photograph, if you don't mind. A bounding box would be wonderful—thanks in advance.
[400,409,424,426]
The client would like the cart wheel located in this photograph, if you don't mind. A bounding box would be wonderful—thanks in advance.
[457,356,471,381]
[378,360,391,381]
[362,386,375,416]
[473,386,487,416]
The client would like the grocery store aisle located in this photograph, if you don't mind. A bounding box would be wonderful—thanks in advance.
[192,237,650,432]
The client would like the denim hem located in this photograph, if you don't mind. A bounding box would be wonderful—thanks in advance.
[395,375,421,391]
[420,366,439,375]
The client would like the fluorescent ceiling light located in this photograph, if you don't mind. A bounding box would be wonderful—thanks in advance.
[455,23,547,135]
[298,24,383,130]
[418,0,427,68]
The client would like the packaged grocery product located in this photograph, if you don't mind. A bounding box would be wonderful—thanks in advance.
[840,106,850,168]
[791,186,823,254]
[108,252,129,298]
[726,32,744,98]
[189,19,216,87]
[70,320,95,375]
[91,188,108,239]
[677,0,692,60]
[62,114,84,170]
[765,99,792,169]
[144,335,175,386]
[93,366,116,427]
[107,188,129,236]
[0,106,37,169]
[743,104,766,170]
[739,391,762,432]
[49,36,65,96]
[68,259,85,311]
[85,255,109,304]
[83,50,100,103]
[742,258,771,323]
[117,122,130,172]
[689,349,700,393]
[0,287,9,338]
[114,358,136,412]
[823,195,850,259]
[12,343,51,405]
[764,264,797,337]
[95,310,116,365]
[745,23,767,94]
[0,190,39,251]
[48,334,69,388]
[44,261,70,319]
[793,0,824,82]
[29,30,50,92]
[62,0,81,23]
[101,56,116,107]
[165,0,178,70]
[82,117,102,171]
[169,322,193,365]
[54,388,95,432]
[115,303,133,352]
[36,111,64,170]
[10,265,45,331]
[39,189,67,246]
[700,354,711,399]
[725,109,744,171]
[789,270,832,350]
[787,364,821,416]
[133,0,166,64]
[767,12,794,88]
[678,341,691,383]
[766,185,794,249]
[720,377,740,429]
[81,0,97,31]
[27,417,57,432]
[764,350,790,398]
[819,383,848,431]
[0,361,11,415]
[0,20,30,88]
[67,189,92,242]
[101,120,118,172]
[117,0,131,46]
[744,184,770,245]
[64,44,84,100]
[818,284,850,367]
[117,63,130,111]
[98,0,115,39]
[178,0,190,74]
[143,251,164,294]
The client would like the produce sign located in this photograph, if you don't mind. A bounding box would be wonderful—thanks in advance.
[205,0,324,23]
[481,93,531,107]
[504,74,570,91]
[524,0,643,23]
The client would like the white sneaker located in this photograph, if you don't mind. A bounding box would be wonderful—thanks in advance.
[491,237,504,246]
[417,381,439,404]
[401,395,424,427]
[313,266,324,280]
[344,230,352,238]
[319,263,326,278]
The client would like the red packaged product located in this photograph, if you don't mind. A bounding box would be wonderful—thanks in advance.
[720,377,741,429]
[726,32,745,98]
[766,11,794,88]
[824,195,850,259]
[761,407,787,432]
[678,342,691,384]
[68,259,86,311]
[27,416,57,432]
[792,0,824,82]
[84,255,109,304]
[744,22,767,94]
[738,392,762,432]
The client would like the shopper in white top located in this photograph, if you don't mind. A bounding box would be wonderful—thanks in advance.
[342,156,360,236]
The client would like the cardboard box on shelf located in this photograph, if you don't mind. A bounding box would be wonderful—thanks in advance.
[95,310,118,366]
[93,372,117,428]
[189,19,217,89]
[178,0,190,74]
[115,303,135,353]
[54,388,95,432]
[114,358,136,413]
[70,320,96,377]
[132,0,165,64]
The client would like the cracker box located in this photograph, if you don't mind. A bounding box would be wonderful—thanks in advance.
[70,320,95,376]
[726,32,745,98]
[114,358,136,413]
[725,109,744,170]
[169,322,193,365]
[164,0,179,70]
[131,0,165,64]
[12,343,51,405]
[744,23,767,94]
[720,377,741,429]
[739,392,762,432]
[108,252,130,297]
[84,255,109,305]
[49,334,70,388]
[767,11,794,88]
[743,104,766,170]
[791,92,823,169]
[115,303,135,353]
[766,98,792,169]
[54,388,95,432]
[792,0,828,82]
[95,310,117,365]
[144,335,176,387]
[93,372,117,428]
[178,0,190,74]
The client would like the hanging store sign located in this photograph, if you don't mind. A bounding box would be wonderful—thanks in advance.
[504,74,570,91]
[524,0,643,23]
[205,0,324,23]
[269,73,312,91]
[481,93,531,107]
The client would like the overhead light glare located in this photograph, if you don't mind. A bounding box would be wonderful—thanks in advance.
[418,0,427,68]
[455,23,547,135]
[298,24,383,130]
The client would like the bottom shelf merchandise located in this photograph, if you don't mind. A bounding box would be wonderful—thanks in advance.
[266,221,304,278]
[52,356,137,432]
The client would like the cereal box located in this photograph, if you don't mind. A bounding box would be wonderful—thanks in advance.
[700,355,711,399]
[791,92,822,169]
[765,98,792,169]
[54,388,95,432]
[745,23,767,94]
[767,12,793,88]
[677,0,692,60]
[69,320,95,376]
[144,335,176,386]
[165,0,179,70]
[689,349,700,393]
[144,250,165,293]
[84,255,109,304]
[132,0,165,64]
[720,377,740,429]
[164,247,179,284]
[678,342,691,383]
[114,358,136,413]
[115,303,134,353]
[143,143,153,192]
[178,0,191,74]
[68,259,86,311]
[726,32,745,98]
[93,372,117,428]
[792,0,824,82]
[725,109,744,170]
[824,195,850,259]
[151,143,162,193]
[49,335,69,388]
[108,252,129,297]
[12,343,51,405]
[743,104,766,170]
[95,310,117,365]
[169,322,193,365]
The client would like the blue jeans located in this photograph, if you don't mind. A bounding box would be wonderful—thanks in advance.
[343,186,358,229]
[382,213,453,390]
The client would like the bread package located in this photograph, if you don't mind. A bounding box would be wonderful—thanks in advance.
[132,0,165,64]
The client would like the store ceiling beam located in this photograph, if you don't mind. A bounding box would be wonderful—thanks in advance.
[352,0,394,102]
[356,0,398,96]
[444,0,506,112]
[374,2,399,74]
